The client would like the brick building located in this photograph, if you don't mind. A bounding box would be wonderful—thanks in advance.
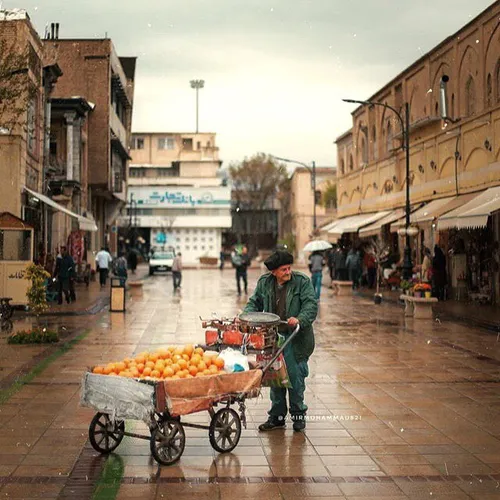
[333,1,500,304]
[45,36,136,256]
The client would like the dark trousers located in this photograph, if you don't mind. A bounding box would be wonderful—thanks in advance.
[57,279,70,304]
[99,268,108,287]
[236,269,248,295]
[173,271,182,289]
[367,268,377,289]
[335,269,348,281]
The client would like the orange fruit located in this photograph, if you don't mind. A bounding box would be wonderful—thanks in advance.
[156,347,168,357]
[198,361,207,372]
[163,351,172,360]
[163,367,174,378]
[102,366,112,375]
[194,347,204,356]
[108,372,117,376]
[186,374,194,379]
[188,365,198,377]
[190,354,202,365]
[135,355,146,365]
[143,367,152,377]
[93,366,104,374]
[136,363,145,373]
[130,368,140,378]
[168,346,176,352]
[203,356,212,367]
[214,357,225,369]
[171,375,180,379]
[174,347,184,355]
[172,354,182,363]
[145,361,155,369]
[178,359,188,370]
[171,363,180,374]
[115,362,126,372]
[195,372,204,377]
[184,344,194,357]
[209,364,218,374]
[203,369,211,376]
[219,370,226,375]
[151,370,161,379]
[149,353,159,363]
[178,371,187,378]
[165,359,173,366]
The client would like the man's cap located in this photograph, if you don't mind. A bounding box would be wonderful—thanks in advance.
[264,250,294,271]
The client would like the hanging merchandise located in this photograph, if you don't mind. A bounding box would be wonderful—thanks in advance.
[68,230,85,264]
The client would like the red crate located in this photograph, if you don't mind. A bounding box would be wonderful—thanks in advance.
[205,329,219,345]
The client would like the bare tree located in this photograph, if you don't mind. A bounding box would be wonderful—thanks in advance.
[367,237,391,298]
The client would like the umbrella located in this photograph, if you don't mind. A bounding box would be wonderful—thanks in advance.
[303,240,332,252]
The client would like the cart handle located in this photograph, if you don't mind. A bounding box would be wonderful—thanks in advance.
[261,324,300,374]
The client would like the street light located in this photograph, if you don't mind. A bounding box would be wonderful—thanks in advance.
[342,98,413,279]
[189,79,205,133]
[269,155,317,233]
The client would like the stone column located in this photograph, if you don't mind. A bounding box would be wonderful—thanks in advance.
[64,112,76,181]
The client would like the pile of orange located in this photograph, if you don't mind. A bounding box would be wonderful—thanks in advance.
[92,345,225,380]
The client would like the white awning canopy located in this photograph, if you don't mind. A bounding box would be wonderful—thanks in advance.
[359,209,406,237]
[328,211,391,238]
[24,187,98,232]
[437,187,500,230]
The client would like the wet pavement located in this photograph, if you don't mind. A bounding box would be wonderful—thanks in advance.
[1,267,500,499]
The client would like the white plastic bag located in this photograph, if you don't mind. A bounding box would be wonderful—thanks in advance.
[218,347,250,373]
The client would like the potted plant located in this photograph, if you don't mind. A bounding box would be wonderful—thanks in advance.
[368,238,390,305]
[400,280,411,295]
[413,282,431,298]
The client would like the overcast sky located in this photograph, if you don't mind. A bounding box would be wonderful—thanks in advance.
[5,0,494,166]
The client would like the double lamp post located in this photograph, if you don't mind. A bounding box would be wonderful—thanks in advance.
[342,99,414,280]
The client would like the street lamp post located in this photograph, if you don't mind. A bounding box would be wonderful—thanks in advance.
[270,155,317,233]
[189,79,205,133]
[342,99,413,279]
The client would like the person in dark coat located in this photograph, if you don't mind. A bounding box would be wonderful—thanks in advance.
[432,245,447,300]
[127,249,138,274]
[333,247,347,281]
[54,246,76,304]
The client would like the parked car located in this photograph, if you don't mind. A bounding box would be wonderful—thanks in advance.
[149,251,175,275]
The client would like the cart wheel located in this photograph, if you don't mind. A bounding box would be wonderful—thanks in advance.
[89,412,125,454]
[209,408,241,453]
[150,419,185,466]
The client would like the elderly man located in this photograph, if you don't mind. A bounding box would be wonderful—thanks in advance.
[243,250,318,432]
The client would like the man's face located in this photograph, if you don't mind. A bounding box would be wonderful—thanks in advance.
[61,247,67,256]
[272,264,292,284]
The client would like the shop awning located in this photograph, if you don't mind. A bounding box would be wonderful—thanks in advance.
[390,194,478,231]
[23,187,98,232]
[437,186,500,230]
[359,209,406,237]
[328,211,391,238]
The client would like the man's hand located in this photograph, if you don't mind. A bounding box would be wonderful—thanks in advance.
[287,317,300,327]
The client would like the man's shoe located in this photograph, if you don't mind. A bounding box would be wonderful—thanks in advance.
[258,419,285,431]
[293,420,306,432]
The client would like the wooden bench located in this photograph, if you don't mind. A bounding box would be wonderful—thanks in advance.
[331,281,353,296]
[400,294,438,319]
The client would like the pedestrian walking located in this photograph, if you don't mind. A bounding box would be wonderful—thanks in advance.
[127,249,138,275]
[219,248,225,270]
[113,253,128,286]
[364,250,377,289]
[172,252,182,290]
[432,245,447,300]
[54,246,76,304]
[309,251,324,300]
[327,249,335,281]
[333,247,347,281]
[232,246,250,296]
[346,248,362,289]
[244,250,317,432]
[95,247,113,287]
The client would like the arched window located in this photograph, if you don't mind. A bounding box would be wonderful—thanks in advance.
[435,102,439,116]
[386,121,393,154]
[496,60,500,103]
[372,126,378,161]
[487,73,492,108]
[340,159,345,175]
[451,93,455,117]
[465,76,476,116]
[349,154,354,171]
[360,136,368,164]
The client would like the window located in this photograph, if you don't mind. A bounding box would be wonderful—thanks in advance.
[349,154,353,171]
[372,126,377,161]
[386,121,393,154]
[340,159,345,175]
[496,61,500,103]
[487,74,492,108]
[360,136,368,164]
[451,93,455,117]
[182,138,193,150]
[27,96,37,155]
[129,168,145,178]
[158,137,175,150]
[197,141,201,150]
[465,76,476,116]
[131,137,144,150]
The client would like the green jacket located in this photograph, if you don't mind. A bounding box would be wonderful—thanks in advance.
[244,271,318,362]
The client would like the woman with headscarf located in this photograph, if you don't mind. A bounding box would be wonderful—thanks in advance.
[432,245,447,300]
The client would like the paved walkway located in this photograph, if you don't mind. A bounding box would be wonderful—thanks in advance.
[1,268,500,499]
